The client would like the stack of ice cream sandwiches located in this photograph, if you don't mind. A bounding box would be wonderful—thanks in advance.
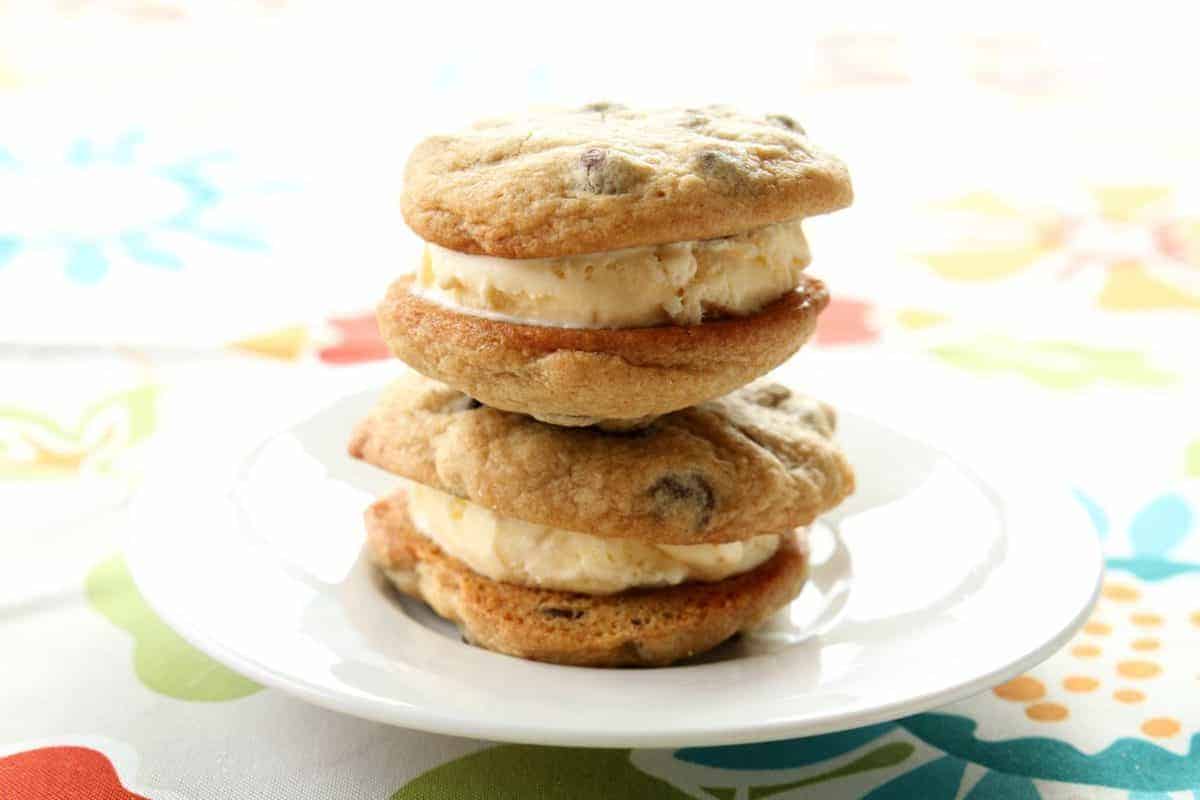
[349,103,855,666]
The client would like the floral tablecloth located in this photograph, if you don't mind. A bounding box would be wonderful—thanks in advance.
[3,6,1198,799]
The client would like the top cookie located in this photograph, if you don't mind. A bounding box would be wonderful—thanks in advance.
[348,373,855,545]
[402,103,853,258]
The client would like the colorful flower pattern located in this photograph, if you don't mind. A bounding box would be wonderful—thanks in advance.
[0,384,156,479]
[3,17,1200,798]
[915,187,1200,313]
[389,491,1200,797]
[931,337,1176,389]
[85,556,261,702]
[813,297,882,347]
[0,738,190,800]
[0,746,150,800]
[0,132,267,285]
[317,313,391,365]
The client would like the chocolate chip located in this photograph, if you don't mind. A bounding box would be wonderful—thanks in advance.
[765,113,805,134]
[437,394,482,414]
[578,148,608,193]
[575,148,651,195]
[648,472,715,531]
[592,422,656,439]
[693,150,746,187]
[541,607,585,620]
[580,101,623,115]
[580,147,606,169]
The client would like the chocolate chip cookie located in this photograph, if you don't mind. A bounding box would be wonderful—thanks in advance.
[402,103,852,258]
[385,103,851,424]
[378,273,829,426]
[348,373,854,545]
[366,491,810,667]
[347,101,856,668]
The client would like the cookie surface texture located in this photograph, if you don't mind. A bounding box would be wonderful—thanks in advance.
[349,374,855,545]
[402,103,852,258]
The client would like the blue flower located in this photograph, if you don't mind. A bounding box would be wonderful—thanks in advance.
[0,132,267,284]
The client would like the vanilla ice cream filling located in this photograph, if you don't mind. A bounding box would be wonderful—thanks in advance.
[403,480,784,595]
[411,218,811,328]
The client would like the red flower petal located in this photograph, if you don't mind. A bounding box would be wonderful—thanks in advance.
[0,746,150,800]
[814,298,881,346]
[319,313,390,365]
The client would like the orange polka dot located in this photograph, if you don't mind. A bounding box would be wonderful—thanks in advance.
[1103,582,1141,602]
[1131,637,1160,652]
[1026,702,1069,722]
[1117,660,1162,679]
[1131,612,1163,628]
[993,675,1045,702]
[1083,621,1112,636]
[1114,688,1146,704]
[1141,717,1181,738]
[1072,644,1102,658]
[1063,676,1099,693]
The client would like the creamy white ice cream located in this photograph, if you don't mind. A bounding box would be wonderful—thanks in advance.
[410,219,810,328]
[404,480,783,594]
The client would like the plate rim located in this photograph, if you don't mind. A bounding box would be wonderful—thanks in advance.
[126,389,1104,748]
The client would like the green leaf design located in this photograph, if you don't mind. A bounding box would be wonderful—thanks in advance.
[391,746,691,800]
[932,337,1174,389]
[85,384,158,445]
[0,405,85,479]
[85,555,261,702]
[746,743,916,800]
[1186,440,1200,477]
[0,384,158,478]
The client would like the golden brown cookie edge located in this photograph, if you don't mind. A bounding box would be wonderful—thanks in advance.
[378,274,828,422]
[365,491,810,667]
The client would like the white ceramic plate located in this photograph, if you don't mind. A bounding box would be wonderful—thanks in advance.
[126,386,1102,748]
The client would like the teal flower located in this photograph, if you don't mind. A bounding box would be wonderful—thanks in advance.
[1101,491,1199,580]
[655,491,1200,796]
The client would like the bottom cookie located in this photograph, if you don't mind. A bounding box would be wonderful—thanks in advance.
[365,491,809,667]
